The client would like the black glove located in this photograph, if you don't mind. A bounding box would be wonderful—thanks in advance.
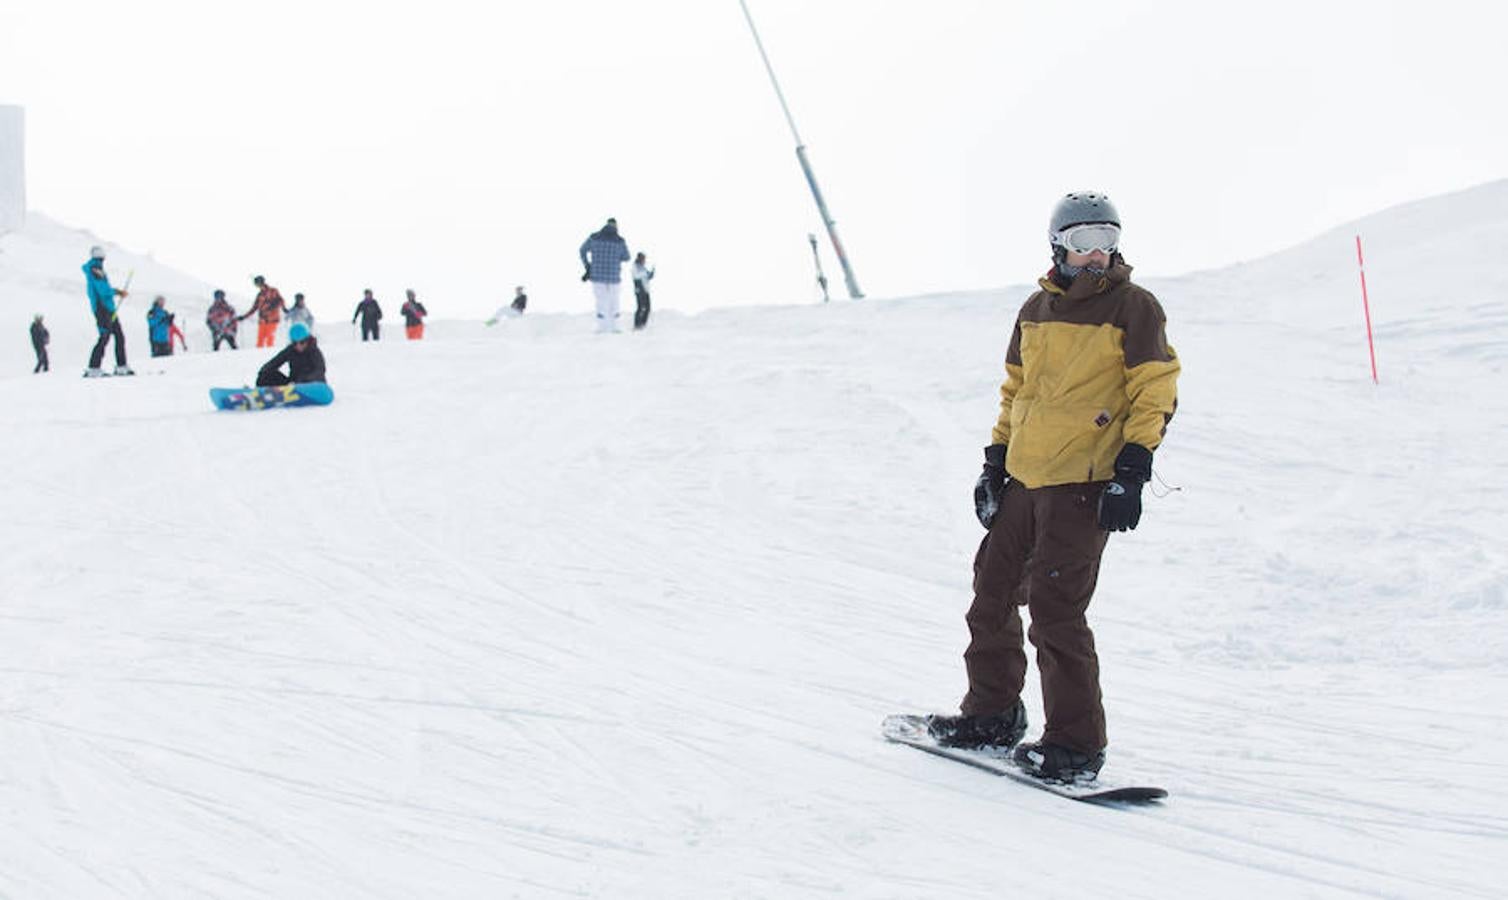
[973,443,1009,528]
[581,268,591,282]
[1098,443,1153,532]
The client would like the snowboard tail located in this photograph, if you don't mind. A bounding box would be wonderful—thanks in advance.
[882,714,1166,805]
[210,382,334,411]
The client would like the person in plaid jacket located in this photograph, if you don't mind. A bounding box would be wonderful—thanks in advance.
[579,217,631,333]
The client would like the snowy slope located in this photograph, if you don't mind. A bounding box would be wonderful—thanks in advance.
[2,181,1506,898]
[1,214,228,369]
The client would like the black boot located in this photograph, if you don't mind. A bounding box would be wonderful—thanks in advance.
[925,699,1027,750]
[1012,740,1106,783]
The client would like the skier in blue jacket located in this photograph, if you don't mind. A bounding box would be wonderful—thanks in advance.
[83,245,133,377]
[146,296,175,357]
[579,217,631,333]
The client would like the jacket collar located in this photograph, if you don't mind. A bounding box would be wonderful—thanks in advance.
[1038,262,1133,300]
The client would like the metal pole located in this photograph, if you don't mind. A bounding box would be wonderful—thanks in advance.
[808,233,830,302]
[738,0,864,299]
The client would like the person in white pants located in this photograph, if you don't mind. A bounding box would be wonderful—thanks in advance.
[579,217,631,333]
[592,281,622,332]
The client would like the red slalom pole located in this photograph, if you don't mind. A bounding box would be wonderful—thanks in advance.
[1355,235,1379,384]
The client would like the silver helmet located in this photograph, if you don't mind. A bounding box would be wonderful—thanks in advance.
[1048,192,1120,239]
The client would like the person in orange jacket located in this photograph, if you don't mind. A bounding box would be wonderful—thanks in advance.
[239,275,287,348]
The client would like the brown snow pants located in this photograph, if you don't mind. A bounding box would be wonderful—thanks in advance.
[961,480,1111,753]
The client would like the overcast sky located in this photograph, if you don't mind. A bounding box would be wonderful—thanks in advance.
[2,0,1504,318]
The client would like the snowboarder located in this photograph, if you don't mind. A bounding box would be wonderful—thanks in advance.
[925,192,1180,783]
[256,322,326,386]
[487,287,527,325]
[287,293,315,332]
[239,275,288,348]
[352,289,383,341]
[579,217,631,333]
[400,289,428,340]
[29,314,49,373]
[82,245,133,377]
[631,252,655,330]
[206,290,239,351]
[146,295,175,357]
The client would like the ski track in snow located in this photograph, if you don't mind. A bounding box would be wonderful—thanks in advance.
[3,187,1508,897]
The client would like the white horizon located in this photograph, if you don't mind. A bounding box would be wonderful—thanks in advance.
[2,1,1505,320]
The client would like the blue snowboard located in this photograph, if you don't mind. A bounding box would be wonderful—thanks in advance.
[210,382,334,411]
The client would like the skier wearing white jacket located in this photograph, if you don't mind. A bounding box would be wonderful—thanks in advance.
[631,253,655,330]
[286,293,315,332]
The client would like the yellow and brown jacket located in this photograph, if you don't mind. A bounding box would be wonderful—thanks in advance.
[992,262,1179,488]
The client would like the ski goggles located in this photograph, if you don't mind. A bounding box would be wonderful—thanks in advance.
[1053,222,1121,255]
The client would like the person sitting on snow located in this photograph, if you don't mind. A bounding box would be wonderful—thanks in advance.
[486,286,527,326]
[256,322,326,386]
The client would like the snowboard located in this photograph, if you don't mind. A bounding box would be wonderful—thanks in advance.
[882,714,1166,806]
[210,382,334,411]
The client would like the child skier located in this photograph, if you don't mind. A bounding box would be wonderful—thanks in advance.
[147,296,174,357]
[30,314,49,373]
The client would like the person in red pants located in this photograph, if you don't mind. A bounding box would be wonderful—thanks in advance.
[239,275,287,348]
[400,289,428,340]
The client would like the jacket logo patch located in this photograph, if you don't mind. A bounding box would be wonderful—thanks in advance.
[1093,410,1112,428]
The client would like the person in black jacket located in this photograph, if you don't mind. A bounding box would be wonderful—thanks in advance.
[400,289,428,340]
[352,289,383,341]
[30,314,50,373]
[256,322,326,386]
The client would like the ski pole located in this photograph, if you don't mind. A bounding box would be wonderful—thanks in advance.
[110,269,136,321]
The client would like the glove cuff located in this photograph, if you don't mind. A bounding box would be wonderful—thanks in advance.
[983,443,1007,469]
[1113,443,1153,483]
